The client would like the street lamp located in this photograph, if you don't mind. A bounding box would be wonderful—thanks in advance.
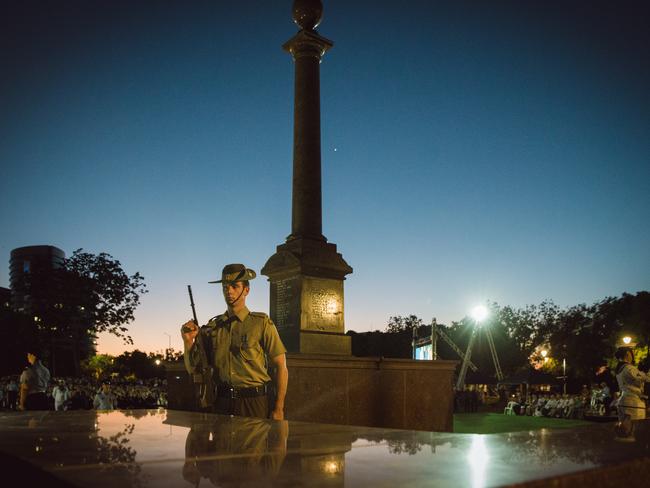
[155,359,161,366]
[470,305,488,324]
[456,305,503,390]
[623,336,632,345]
[163,332,172,360]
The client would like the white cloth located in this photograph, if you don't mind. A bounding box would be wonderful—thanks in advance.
[52,386,71,411]
[616,363,650,420]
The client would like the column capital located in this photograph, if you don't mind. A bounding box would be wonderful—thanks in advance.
[283,30,333,60]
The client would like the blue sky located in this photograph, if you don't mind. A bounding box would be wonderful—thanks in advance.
[1,0,648,355]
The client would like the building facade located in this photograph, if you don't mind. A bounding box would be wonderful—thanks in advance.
[10,245,65,314]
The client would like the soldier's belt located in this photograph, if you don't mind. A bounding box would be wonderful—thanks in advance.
[217,383,268,399]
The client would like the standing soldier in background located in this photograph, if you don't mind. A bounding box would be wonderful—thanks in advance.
[181,264,288,420]
[19,348,51,410]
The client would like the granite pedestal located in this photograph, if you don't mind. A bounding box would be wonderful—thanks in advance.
[167,355,458,432]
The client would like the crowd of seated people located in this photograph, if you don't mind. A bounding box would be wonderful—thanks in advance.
[505,385,618,419]
[0,375,167,411]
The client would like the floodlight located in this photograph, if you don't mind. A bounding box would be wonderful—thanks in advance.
[623,336,632,345]
[471,305,488,323]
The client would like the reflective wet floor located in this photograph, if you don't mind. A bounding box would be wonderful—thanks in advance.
[0,409,648,487]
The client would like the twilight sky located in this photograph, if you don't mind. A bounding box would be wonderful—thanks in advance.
[1,0,648,356]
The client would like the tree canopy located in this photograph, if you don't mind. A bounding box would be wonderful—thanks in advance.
[1,248,147,376]
[350,291,650,390]
[52,249,148,344]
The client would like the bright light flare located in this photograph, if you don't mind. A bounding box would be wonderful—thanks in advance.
[326,298,339,314]
[471,305,488,323]
[623,336,632,345]
[320,459,342,475]
[540,350,548,358]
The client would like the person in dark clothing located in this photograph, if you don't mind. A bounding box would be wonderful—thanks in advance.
[68,388,92,410]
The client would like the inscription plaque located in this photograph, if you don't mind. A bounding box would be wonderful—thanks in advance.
[273,277,299,330]
[303,277,344,333]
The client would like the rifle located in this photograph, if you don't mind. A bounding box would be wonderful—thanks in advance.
[187,285,215,409]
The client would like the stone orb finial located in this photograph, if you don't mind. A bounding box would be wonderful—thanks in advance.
[292,0,323,31]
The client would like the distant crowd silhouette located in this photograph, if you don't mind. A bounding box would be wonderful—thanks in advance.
[502,383,616,419]
[454,383,616,420]
[0,375,167,411]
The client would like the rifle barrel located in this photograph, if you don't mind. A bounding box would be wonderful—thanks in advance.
[187,285,199,324]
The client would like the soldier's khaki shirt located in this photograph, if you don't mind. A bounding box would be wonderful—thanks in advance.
[184,306,286,388]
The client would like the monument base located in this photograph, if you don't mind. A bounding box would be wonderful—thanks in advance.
[299,331,351,355]
[284,354,457,431]
[167,355,457,432]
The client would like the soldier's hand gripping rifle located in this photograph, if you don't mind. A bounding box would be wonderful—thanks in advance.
[186,285,215,409]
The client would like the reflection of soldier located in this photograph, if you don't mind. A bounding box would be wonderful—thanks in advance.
[182,417,288,487]
[614,344,650,440]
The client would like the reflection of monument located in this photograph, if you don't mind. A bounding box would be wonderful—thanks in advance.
[262,0,352,355]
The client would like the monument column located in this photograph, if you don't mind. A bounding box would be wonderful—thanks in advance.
[285,13,331,241]
[262,0,352,354]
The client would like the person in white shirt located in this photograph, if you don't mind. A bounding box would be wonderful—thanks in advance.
[52,380,71,411]
[93,383,117,410]
[614,344,650,440]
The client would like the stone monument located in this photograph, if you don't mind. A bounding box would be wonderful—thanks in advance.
[262,0,352,355]
[168,0,458,432]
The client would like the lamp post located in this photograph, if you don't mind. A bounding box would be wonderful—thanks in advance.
[456,305,489,391]
[163,332,171,360]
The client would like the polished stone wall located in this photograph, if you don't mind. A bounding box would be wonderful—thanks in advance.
[166,355,457,432]
[285,354,457,432]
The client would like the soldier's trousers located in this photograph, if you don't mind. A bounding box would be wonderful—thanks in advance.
[215,394,269,419]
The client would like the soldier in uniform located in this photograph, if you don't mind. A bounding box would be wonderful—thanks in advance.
[181,264,288,420]
[18,348,51,411]
[613,342,650,440]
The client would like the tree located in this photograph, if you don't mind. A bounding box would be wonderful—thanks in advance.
[385,315,423,333]
[38,249,147,375]
[351,292,650,391]
[81,354,116,380]
[0,307,40,375]
[58,249,147,344]
[113,350,165,379]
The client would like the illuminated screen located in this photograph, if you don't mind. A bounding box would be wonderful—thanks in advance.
[415,344,432,360]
